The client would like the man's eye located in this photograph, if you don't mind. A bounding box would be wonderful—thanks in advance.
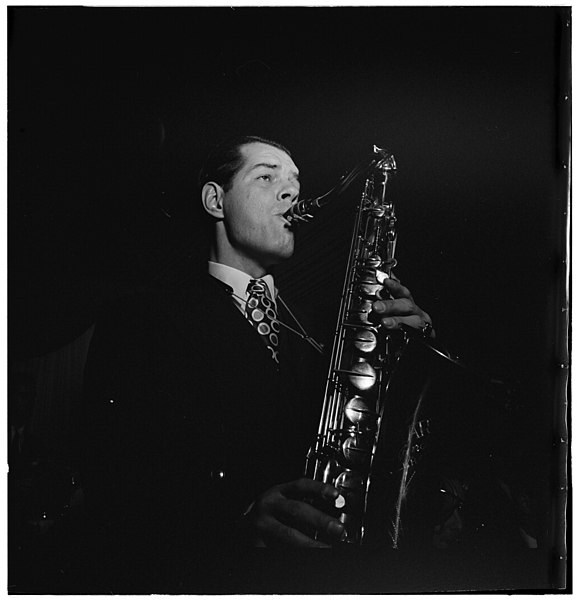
[258,174,272,182]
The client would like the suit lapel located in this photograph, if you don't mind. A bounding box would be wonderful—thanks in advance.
[158,275,281,378]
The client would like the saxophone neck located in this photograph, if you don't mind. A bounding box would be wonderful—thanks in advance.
[284,147,397,225]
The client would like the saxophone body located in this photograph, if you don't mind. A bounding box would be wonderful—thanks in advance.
[303,145,403,545]
[297,146,489,549]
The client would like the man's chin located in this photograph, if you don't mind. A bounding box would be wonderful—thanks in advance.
[264,248,295,268]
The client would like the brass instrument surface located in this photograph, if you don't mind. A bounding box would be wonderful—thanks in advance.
[362,330,491,549]
[304,146,491,549]
[304,146,401,545]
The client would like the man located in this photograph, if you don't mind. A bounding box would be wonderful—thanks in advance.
[81,135,432,590]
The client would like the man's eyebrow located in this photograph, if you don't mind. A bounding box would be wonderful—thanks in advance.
[248,162,300,180]
[248,162,280,172]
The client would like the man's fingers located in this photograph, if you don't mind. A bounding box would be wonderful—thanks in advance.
[379,314,432,331]
[273,498,347,542]
[248,478,348,547]
[371,293,434,336]
[381,277,412,300]
[372,297,417,317]
[259,518,331,548]
[280,477,339,502]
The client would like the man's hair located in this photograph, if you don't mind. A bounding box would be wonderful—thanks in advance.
[198,135,292,192]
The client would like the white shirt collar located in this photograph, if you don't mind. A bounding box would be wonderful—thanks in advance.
[208,261,277,303]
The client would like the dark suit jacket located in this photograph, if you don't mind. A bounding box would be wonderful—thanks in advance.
[80,273,326,591]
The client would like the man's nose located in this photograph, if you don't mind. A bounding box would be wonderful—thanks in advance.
[278,183,299,203]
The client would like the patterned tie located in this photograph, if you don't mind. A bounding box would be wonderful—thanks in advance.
[245,279,281,364]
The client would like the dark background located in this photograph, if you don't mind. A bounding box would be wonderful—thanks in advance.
[8,6,569,590]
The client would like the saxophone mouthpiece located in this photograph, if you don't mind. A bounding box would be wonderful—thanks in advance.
[284,196,327,226]
[283,198,316,227]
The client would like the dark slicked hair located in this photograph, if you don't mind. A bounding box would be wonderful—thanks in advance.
[198,135,292,191]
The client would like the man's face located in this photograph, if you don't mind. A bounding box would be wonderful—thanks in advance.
[221,142,300,270]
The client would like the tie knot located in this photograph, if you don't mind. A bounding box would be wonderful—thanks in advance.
[247,279,269,297]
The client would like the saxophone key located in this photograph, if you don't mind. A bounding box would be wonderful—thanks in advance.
[338,513,360,544]
[343,395,378,429]
[335,470,365,516]
[347,298,373,325]
[369,205,386,218]
[374,268,389,284]
[358,281,384,298]
[335,469,363,489]
[321,457,343,485]
[365,253,382,269]
[352,328,378,353]
[348,359,377,391]
[342,434,372,467]
[334,494,346,509]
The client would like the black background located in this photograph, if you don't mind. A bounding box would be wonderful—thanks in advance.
[8,6,569,586]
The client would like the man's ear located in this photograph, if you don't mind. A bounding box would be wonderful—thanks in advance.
[201,182,225,219]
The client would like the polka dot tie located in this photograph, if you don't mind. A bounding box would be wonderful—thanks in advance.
[245,279,280,364]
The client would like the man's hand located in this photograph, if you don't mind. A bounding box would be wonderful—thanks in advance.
[371,277,434,336]
[246,478,347,547]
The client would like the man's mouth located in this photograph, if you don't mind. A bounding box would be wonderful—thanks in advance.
[278,214,294,230]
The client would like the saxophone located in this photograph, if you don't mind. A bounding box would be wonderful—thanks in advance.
[286,146,485,549]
